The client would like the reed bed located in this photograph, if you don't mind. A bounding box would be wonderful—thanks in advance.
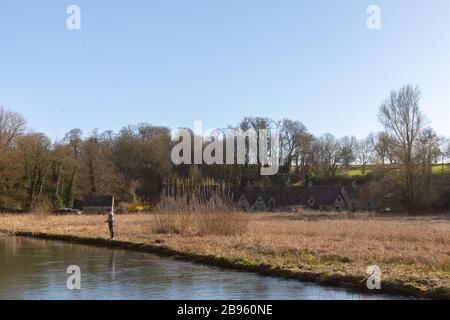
[152,194,248,236]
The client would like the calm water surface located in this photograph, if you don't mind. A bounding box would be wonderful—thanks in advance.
[0,236,407,300]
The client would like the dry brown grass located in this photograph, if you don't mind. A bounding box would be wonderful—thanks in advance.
[30,198,53,221]
[0,210,449,294]
[152,195,248,236]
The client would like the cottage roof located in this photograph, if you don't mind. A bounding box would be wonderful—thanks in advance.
[83,195,114,207]
[230,185,346,207]
[297,186,345,206]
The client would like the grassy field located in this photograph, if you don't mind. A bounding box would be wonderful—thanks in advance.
[338,168,373,176]
[432,164,450,174]
[338,164,450,177]
[1,211,449,298]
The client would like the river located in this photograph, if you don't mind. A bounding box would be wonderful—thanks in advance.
[0,236,407,300]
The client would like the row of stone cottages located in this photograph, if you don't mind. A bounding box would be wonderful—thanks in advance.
[81,184,375,213]
[230,184,375,212]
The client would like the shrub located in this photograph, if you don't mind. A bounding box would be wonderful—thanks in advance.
[31,197,53,220]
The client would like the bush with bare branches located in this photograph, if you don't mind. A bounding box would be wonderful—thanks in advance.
[30,197,53,220]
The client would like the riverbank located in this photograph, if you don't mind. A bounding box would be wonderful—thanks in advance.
[0,212,449,299]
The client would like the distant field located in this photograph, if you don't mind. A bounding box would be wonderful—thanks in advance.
[338,164,450,177]
[432,164,450,174]
[338,168,373,177]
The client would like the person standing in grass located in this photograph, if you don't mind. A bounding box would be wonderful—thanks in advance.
[105,210,116,239]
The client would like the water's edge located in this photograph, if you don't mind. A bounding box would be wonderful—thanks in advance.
[2,230,446,300]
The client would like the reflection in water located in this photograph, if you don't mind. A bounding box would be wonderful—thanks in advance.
[0,237,405,300]
[109,249,116,281]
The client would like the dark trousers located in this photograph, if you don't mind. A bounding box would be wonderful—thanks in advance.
[108,221,115,238]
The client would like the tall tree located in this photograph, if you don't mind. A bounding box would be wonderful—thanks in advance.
[378,85,426,212]
[316,133,342,176]
[369,131,396,165]
[0,107,26,147]
[279,119,307,173]
[16,133,52,205]
[340,136,357,168]
[356,137,374,174]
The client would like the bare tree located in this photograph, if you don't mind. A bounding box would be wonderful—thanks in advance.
[438,137,450,173]
[293,132,316,178]
[416,128,441,170]
[445,139,450,158]
[378,85,426,212]
[317,133,342,176]
[240,117,274,174]
[356,137,374,174]
[279,119,307,173]
[369,131,396,165]
[0,107,26,147]
[64,128,83,159]
[16,133,52,204]
[340,136,357,168]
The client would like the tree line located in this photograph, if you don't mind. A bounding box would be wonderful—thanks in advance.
[0,84,449,212]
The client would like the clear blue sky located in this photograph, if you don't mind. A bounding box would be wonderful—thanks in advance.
[1,0,450,140]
